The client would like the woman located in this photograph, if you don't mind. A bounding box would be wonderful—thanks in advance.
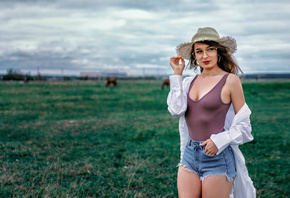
[167,27,256,198]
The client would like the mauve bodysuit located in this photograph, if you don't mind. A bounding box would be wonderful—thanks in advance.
[185,73,231,141]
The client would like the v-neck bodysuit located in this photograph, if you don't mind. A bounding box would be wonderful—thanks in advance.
[185,73,231,141]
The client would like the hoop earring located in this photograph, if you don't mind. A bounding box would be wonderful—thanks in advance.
[218,55,221,63]
[193,59,199,66]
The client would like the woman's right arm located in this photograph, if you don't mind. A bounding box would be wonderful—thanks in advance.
[167,56,187,116]
[167,75,187,116]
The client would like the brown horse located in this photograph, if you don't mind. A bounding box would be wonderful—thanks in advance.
[106,78,117,87]
[161,78,170,89]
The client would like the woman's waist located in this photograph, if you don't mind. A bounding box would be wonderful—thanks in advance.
[186,123,225,141]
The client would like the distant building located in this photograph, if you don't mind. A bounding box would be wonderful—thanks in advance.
[80,72,102,78]
[80,71,128,79]
[102,71,128,78]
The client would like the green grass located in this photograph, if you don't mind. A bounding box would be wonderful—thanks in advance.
[0,79,289,197]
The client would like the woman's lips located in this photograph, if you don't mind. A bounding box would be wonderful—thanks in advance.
[203,61,210,65]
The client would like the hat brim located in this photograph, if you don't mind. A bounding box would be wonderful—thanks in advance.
[219,36,237,54]
[176,36,237,60]
[176,42,194,60]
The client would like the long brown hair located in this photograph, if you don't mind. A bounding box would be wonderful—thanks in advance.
[189,40,243,75]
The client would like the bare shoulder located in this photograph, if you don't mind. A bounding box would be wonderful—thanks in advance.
[226,74,245,112]
[226,73,242,88]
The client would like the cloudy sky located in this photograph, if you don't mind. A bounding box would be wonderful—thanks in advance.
[0,0,289,76]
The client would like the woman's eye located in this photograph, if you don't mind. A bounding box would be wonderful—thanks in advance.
[207,47,215,52]
[196,50,202,54]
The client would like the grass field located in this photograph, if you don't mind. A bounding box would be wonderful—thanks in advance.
[0,79,289,197]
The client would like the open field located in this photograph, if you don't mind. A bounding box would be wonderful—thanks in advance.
[0,79,289,197]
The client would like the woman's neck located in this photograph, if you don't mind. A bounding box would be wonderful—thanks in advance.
[200,66,225,77]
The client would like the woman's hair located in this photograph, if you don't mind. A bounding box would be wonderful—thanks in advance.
[188,40,243,75]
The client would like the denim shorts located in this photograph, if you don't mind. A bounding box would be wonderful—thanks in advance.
[179,136,237,182]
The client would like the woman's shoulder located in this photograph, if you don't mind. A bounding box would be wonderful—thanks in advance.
[226,73,242,87]
[183,75,197,82]
[183,75,196,87]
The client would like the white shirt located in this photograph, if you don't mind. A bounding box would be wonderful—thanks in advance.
[167,75,256,198]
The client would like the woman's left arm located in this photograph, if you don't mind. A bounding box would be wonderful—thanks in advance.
[202,74,253,155]
[228,74,245,114]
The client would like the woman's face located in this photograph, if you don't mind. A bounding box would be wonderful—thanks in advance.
[194,42,218,69]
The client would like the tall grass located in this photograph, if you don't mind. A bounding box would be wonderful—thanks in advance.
[0,79,289,197]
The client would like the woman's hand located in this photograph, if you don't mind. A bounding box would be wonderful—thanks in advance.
[200,139,218,156]
[170,56,185,75]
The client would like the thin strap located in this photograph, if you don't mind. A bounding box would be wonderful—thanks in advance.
[213,73,230,94]
[188,75,198,91]
[220,73,230,86]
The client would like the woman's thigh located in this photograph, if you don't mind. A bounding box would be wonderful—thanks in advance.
[202,175,233,198]
[177,166,201,198]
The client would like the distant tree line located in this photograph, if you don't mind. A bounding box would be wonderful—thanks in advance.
[2,69,34,81]
[1,68,62,81]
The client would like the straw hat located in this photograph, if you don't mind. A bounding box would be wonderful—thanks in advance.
[176,27,237,59]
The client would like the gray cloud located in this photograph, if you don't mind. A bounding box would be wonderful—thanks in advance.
[0,0,289,75]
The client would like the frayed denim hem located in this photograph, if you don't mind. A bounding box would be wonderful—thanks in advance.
[201,173,236,182]
[177,163,236,182]
[177,163,202,181]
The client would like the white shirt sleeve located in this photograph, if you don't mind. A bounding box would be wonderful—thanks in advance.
[210,103,254,155]
[167,75,188,117]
